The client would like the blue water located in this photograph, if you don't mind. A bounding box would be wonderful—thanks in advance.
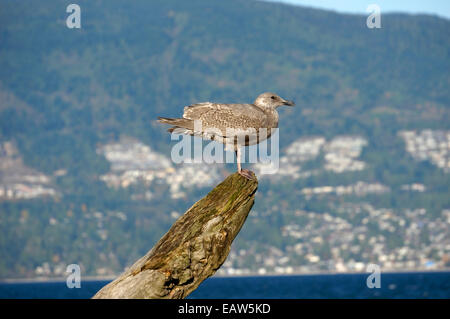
[0,272,449,299]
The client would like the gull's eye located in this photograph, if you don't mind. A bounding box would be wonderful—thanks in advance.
[271,96,275,100]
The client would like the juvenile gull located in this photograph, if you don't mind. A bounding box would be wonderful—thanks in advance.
[158,92,295,179]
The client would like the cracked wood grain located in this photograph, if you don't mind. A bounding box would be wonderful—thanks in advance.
[92,171,258,299]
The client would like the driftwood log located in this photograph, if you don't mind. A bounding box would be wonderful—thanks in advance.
[93,171,258,299]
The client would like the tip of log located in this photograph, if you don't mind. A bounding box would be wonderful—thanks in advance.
[93,172,258,299]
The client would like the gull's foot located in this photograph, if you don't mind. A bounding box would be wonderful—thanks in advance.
[238,169,255,180]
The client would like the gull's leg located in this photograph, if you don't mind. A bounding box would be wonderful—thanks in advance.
[236,147,254,180]
[235,148,241,173]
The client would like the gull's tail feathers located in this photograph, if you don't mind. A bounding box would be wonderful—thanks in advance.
[158,116,226,142]
[158,116,197,136]
[157,117,193,128]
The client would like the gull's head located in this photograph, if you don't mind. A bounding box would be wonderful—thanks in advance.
[254,92,295,109]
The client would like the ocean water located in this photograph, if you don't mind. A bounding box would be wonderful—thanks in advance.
[0,272,449,299]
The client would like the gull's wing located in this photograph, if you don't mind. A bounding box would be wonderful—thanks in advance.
[183,103,267,134]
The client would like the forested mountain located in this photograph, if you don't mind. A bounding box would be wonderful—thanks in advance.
[0,0,449,278]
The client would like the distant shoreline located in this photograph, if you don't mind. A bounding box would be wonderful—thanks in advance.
[1,269,449,284]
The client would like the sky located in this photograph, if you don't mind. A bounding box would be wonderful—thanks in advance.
[267,0,450,19]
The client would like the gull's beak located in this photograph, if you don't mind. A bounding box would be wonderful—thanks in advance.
[283,99,295,106]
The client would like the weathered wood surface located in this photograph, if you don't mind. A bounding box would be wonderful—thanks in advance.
[93,172,258,299]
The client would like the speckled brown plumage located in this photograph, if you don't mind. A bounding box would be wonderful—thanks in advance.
[158,92,295,178]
